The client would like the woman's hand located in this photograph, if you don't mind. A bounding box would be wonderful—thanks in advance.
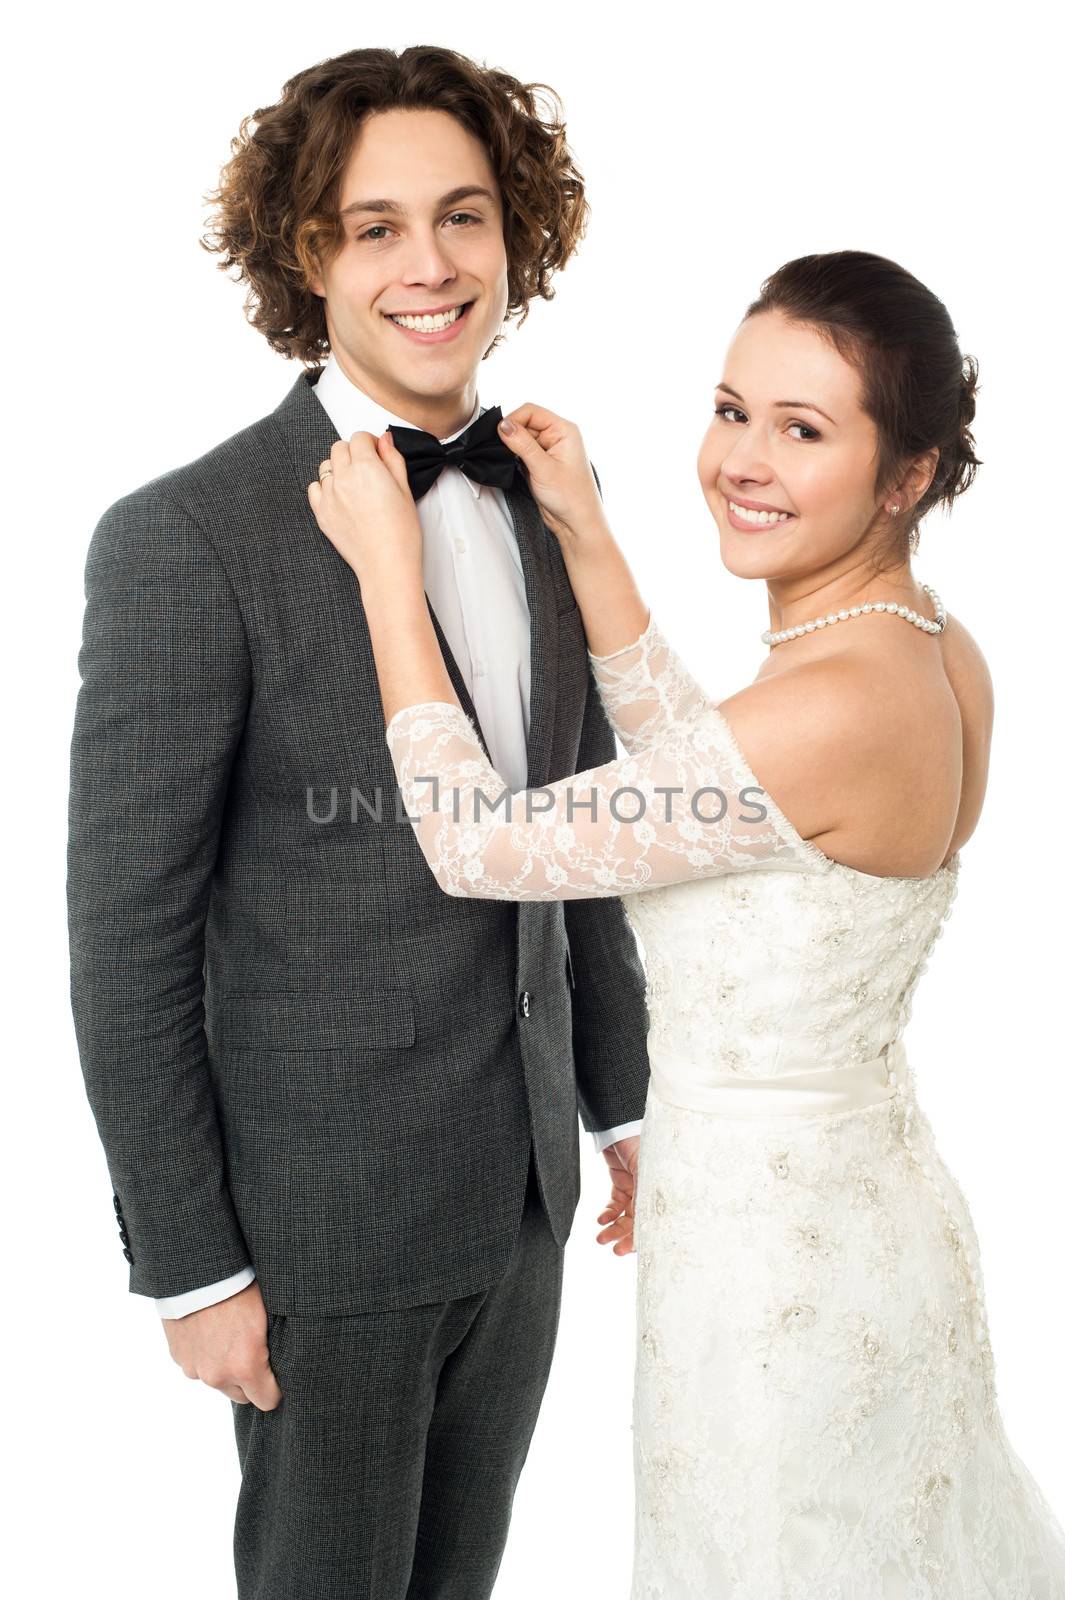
[499,402,649,657]
[307,430,422,591]
[496,404,610,551]
[596,1137,640,1257]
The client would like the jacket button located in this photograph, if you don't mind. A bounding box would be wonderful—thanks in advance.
[519,991,531,1018]
[112,1194,122,1215]
[122,1247,134,1264]
[118,1228,130,1246]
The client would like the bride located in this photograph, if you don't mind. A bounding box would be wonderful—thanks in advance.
[308,250,1065,1595]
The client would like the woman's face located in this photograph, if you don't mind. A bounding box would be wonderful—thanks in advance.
[697,309,891,582]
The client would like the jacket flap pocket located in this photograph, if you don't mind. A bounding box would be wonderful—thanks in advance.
[217,988,416,1051]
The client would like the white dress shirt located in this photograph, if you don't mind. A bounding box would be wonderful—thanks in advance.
[154,355,641,1318]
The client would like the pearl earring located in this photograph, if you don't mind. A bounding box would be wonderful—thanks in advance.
[889,504,900,517]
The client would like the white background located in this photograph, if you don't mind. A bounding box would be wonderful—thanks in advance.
[6,1,1063,1594]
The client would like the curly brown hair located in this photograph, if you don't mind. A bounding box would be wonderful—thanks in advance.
[199,44,589,365]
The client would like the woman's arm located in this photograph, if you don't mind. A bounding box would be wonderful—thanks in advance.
[307,419,715,750]
[496,405,649,657]
[588,613,719,755]
[383,688,828,901]
[307,429,838,903]
[496,407,718,750]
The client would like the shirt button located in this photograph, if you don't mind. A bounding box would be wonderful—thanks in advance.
[455,536,467,554]
[472,659,484,677]
[519,991,532,1018]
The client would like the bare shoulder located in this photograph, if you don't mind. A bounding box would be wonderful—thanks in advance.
[715,631,976,875]
[715,654,897,847]
[939,609,995,731]
[936,610,994,852]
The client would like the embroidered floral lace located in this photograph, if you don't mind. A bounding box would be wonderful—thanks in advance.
[385,615,829,901]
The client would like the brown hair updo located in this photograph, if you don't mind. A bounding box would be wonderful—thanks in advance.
[745,250,981,570]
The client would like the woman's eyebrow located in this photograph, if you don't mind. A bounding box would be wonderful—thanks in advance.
[716,381,837,426]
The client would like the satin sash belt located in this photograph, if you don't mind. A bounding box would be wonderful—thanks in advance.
[650,1037,910,1118]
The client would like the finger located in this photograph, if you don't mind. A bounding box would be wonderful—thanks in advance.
[335,434,377,476]
[596,1217,634,1247]
[247,1368,283,1412]
[377,430,414,495]
[497,413,556,468]
[505,402,571,442]
[307,477,335,523]
[343,432,375,456]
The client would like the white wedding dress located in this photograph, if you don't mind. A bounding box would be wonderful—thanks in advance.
[384,614,1065,1597]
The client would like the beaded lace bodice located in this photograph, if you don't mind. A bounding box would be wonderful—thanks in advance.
[624,856,959,1076]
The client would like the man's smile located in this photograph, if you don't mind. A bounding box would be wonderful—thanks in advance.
[384,301,474,341]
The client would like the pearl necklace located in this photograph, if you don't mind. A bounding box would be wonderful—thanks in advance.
[762,582,946,647]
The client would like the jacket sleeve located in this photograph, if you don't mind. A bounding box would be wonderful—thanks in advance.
[561,664,652,1136]
[562,457,648,1132]
[67,486,254,1299]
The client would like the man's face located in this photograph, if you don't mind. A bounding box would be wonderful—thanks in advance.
[309,108,510,435]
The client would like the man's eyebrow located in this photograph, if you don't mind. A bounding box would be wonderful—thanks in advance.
[339,185,497,218]
[716,381,837,426]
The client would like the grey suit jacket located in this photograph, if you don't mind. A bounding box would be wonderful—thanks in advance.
[66,368,651,1315]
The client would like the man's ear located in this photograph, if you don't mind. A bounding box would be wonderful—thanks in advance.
[590,460,604,502]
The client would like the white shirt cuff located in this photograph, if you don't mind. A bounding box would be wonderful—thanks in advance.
[154,1265,257,1319]
[591,1119,644,1154]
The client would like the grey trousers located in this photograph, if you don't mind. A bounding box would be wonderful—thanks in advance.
[232,1150,565,1598]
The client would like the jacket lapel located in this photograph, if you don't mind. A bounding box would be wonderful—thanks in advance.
[503,483,559,790]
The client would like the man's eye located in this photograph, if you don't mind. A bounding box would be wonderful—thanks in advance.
[358,215,478,242]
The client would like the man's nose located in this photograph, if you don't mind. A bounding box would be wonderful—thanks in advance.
[401,230,458,286]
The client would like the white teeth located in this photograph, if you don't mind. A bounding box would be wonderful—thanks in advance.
[389,305,465,332]
[729,500,793,525]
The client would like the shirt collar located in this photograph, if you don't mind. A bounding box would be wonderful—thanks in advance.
[311,351,488,498]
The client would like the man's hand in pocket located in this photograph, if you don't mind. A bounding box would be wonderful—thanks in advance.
[162,1280,282,1410]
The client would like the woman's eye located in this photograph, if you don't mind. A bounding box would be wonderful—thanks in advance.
[714,405,819,442]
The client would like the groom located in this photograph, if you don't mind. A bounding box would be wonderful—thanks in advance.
[66,43,649,1599]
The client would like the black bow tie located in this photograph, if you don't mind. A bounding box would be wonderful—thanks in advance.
[386,405,528,502]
